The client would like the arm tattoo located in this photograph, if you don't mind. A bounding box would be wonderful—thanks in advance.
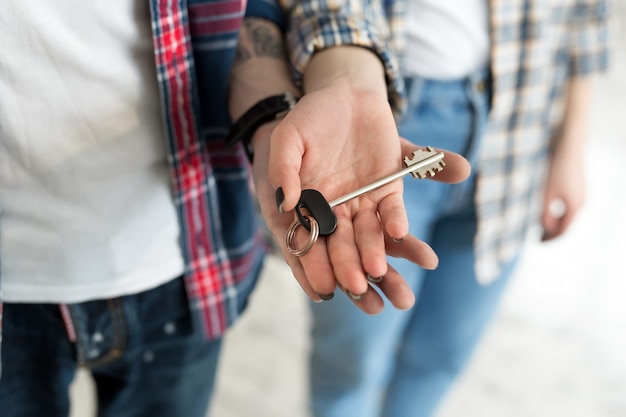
[235,43,252,64]
[249,22,287,59]
[235,18,287,63]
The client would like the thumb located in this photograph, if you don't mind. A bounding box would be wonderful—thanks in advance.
[268,118,305,213]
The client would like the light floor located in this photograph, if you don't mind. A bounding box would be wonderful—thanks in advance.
[70,6,626,417]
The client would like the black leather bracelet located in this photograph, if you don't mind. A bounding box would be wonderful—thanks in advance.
[226,92,299,163]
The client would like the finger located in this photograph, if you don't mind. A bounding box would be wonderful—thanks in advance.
[270,215,324,302]
[541,208,558,241]
[353,208,388,279]
[558,206,577,236]
[280,251,323,302]
[377,192,410,242]
[337,283,385,315]
[340,264,416,313]
[369,264,416,310]
[385,234,439,270]
[542,203,577,241]
[267,119,305,212]
[327,211,370,298]
[285,218,337,298]
[400,139,471,184]
[541,198,569,241]
[542,218,564,241]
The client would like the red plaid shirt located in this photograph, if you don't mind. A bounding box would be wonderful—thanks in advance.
[148,0,276,339]
[0,0,402,351]
[148,0,404,339]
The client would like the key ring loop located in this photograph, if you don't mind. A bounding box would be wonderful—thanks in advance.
[286,215,319,257]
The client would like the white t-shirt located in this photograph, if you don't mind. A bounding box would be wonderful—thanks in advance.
[0,2,184,302]
[403,0,490,79]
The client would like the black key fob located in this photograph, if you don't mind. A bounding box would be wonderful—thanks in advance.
[295,189,337,236]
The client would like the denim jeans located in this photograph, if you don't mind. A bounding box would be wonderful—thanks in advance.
[0,276,224,417]
[309,71,520,417]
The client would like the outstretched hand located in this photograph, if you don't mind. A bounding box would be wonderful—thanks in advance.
[251,85,471,314]
[227,21,471,313]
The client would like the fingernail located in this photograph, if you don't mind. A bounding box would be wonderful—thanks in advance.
[346,290,365,301]
[317,292,335,301]
[366,275,383,284]
[392,236,405,243]
[275,187,285,214]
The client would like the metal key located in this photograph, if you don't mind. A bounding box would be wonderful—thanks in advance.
[286,146,446,256]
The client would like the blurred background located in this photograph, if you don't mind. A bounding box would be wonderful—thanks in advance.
[71,2,626,416]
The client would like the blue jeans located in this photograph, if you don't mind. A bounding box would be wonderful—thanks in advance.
[310,71,520,417]
[0,276,223,417]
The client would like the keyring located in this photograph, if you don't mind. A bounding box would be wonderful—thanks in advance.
[286,215,319,256]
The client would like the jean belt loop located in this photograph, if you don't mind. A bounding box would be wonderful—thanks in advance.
[400,74,426,124]
[463,67,491,166]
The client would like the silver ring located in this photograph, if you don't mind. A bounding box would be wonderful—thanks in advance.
[286,215,319,257]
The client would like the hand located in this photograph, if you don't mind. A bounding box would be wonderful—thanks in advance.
[541,140,586,241]
[541,77,592,242]
[227,20,472,313]
[251,87,471,314]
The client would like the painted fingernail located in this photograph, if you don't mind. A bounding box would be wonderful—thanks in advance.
[275,187,285,214]
[346,290,365,301]
[366,275,383,284]
[392,236,405,243]
[317,292,335,301]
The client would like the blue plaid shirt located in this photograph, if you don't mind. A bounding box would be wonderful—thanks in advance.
[284,0,610,283]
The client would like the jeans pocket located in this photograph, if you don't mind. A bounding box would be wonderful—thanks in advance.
[68,298,127,367]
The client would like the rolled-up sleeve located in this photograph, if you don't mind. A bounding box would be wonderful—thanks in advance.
[246,0,288,30]
[281,0,405,113]
[568,0,610,76]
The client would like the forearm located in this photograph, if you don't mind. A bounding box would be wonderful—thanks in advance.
[228,17,300,121]
[229,20,389,115]
[541,76,595,240]
[552,76,594,162]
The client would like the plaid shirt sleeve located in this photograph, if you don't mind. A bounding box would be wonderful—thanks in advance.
[567,0,610,76]
[468,0,612,284]
[280,0,405,113]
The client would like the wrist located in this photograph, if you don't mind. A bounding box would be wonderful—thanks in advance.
[303,46,387,98]
[226,92,299,162]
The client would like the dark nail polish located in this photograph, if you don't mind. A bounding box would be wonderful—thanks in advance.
[318,292,335,301]
[275,187,285,214]
[366,275,383,284]
[346,290,365,301]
